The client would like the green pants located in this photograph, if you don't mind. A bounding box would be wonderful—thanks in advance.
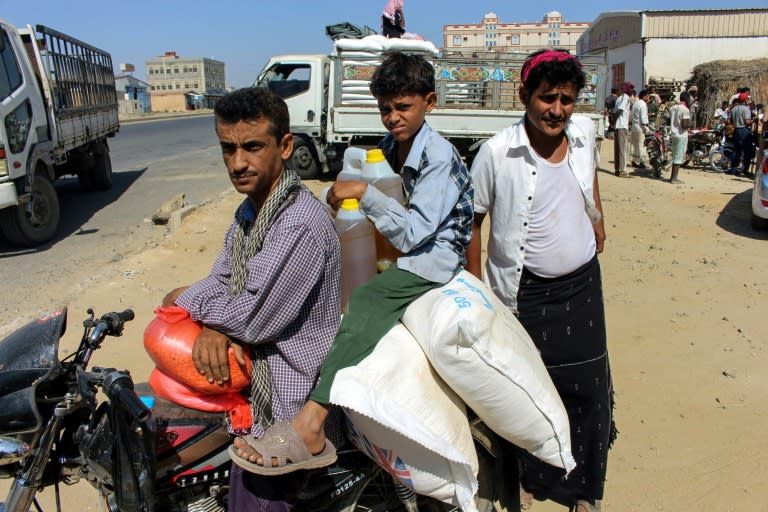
[309,267,436,404]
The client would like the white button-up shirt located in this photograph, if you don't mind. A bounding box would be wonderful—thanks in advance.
[471,114,601,313]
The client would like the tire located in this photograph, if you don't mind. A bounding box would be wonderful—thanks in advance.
[91,143,113,190]
[291,138,321,180]
[79,142,113,191]
[335,442,496,512]
[709,145,733,173]
[0,174,60,247]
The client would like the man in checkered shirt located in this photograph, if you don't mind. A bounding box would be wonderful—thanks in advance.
[163,87,343,510]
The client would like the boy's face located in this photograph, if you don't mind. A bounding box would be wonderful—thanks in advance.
[377,92,437,143]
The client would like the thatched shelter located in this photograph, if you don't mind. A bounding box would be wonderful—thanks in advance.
[687,58,768,127]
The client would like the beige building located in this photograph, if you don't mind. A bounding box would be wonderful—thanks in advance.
[443,11,590,56]
[146,51,226,111]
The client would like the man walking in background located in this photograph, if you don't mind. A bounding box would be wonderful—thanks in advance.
[613,82,633,177]
[630,89,651,169]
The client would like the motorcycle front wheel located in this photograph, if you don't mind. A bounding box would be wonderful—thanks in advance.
[709,145,734,173]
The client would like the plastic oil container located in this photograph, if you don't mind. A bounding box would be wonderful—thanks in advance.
[335,198,377,313]
[363,148,404,271]
[336,146,367,181]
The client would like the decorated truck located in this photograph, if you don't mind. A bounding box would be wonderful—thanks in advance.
[254,37,606,179]
[0,18,119,246]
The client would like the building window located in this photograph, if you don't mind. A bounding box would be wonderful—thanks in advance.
[148,69,153,75]
[174,67,179,73]
[176,83,181,89]
[193,82,199,88]
[511,35,520,45]
[192,66,198,72]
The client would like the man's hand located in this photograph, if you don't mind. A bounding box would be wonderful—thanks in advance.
[192,326,233,385]
[594,220,606,254]
[326,180,368,210]
[162,286,189,307]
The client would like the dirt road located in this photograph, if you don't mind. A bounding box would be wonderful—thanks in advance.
[2,142,766,511]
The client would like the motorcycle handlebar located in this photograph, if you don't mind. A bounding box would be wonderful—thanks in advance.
[86,309,134,345]
[103,372,151,424]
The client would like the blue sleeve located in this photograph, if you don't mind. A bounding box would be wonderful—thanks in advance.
[359,156,461,253]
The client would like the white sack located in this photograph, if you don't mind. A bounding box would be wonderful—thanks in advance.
[330,323,479,512]
[402,270,576,473]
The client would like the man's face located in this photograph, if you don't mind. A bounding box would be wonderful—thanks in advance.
[215,117,293,205]
[377,92,436,143]
[520,80,577,139]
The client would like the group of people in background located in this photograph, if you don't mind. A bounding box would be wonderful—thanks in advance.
[607,80,765,181]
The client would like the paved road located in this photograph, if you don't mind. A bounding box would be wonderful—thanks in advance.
[0,115,231,335]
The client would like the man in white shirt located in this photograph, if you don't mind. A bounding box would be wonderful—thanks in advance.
[668,91,692,184]
[630,89,651,168]
[613,82,633,177]
[468,50,613,512]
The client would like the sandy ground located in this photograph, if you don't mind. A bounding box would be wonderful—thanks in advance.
[2,142,767,511]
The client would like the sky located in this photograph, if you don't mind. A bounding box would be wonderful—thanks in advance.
[2,0,766,88]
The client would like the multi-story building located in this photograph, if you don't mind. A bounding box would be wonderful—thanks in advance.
[443,11,590,56]
[145,51,226,111]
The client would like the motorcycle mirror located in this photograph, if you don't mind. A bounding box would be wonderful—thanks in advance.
[0,436,31,465]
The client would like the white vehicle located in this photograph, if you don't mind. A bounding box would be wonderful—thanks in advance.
[254,38,607,179]
[752,149,768,230]
[0,19,119,246]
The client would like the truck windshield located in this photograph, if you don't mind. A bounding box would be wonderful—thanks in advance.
[0,28,23,101]
[256,64,310,99]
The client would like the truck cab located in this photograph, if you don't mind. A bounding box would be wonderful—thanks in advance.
[255,55,329,178]
[0,20,51,218]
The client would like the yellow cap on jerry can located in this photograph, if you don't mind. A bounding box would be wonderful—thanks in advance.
[340,198,360,210]
[366,148,386,163]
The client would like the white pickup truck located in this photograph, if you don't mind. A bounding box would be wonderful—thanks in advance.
[254,37,606,179]
[0,19,119,246]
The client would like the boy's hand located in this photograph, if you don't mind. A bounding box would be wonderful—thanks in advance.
[327,180,368,210]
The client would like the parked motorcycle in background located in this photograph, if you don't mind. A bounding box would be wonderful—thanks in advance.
[645,124,673,178]
[0,307,515,512]
[682,128,722,171]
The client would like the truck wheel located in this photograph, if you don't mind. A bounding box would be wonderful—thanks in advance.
[91,143,113,190]
[291,138,320,180]
[0,174,61,247]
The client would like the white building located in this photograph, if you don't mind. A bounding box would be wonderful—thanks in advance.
[577,8,768,97]
[443,11,589,56]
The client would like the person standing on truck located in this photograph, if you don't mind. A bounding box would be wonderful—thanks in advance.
[381,0,405,38]
[229,51,474,476]
[162,87,345,511]
[467,49,614,512]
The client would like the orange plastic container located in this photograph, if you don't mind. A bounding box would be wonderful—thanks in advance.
[144,306,252,393]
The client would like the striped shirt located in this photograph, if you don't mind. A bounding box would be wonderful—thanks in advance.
[360,122,474,284]
[176,188,344,444]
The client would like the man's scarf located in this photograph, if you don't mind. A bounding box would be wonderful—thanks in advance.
[228,168,305,432]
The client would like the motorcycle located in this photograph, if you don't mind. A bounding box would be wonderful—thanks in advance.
[682,129,720,169]
[0,307,517,512]
[645,124,673,178]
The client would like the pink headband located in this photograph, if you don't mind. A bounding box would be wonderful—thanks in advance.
[521,50,580,84]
